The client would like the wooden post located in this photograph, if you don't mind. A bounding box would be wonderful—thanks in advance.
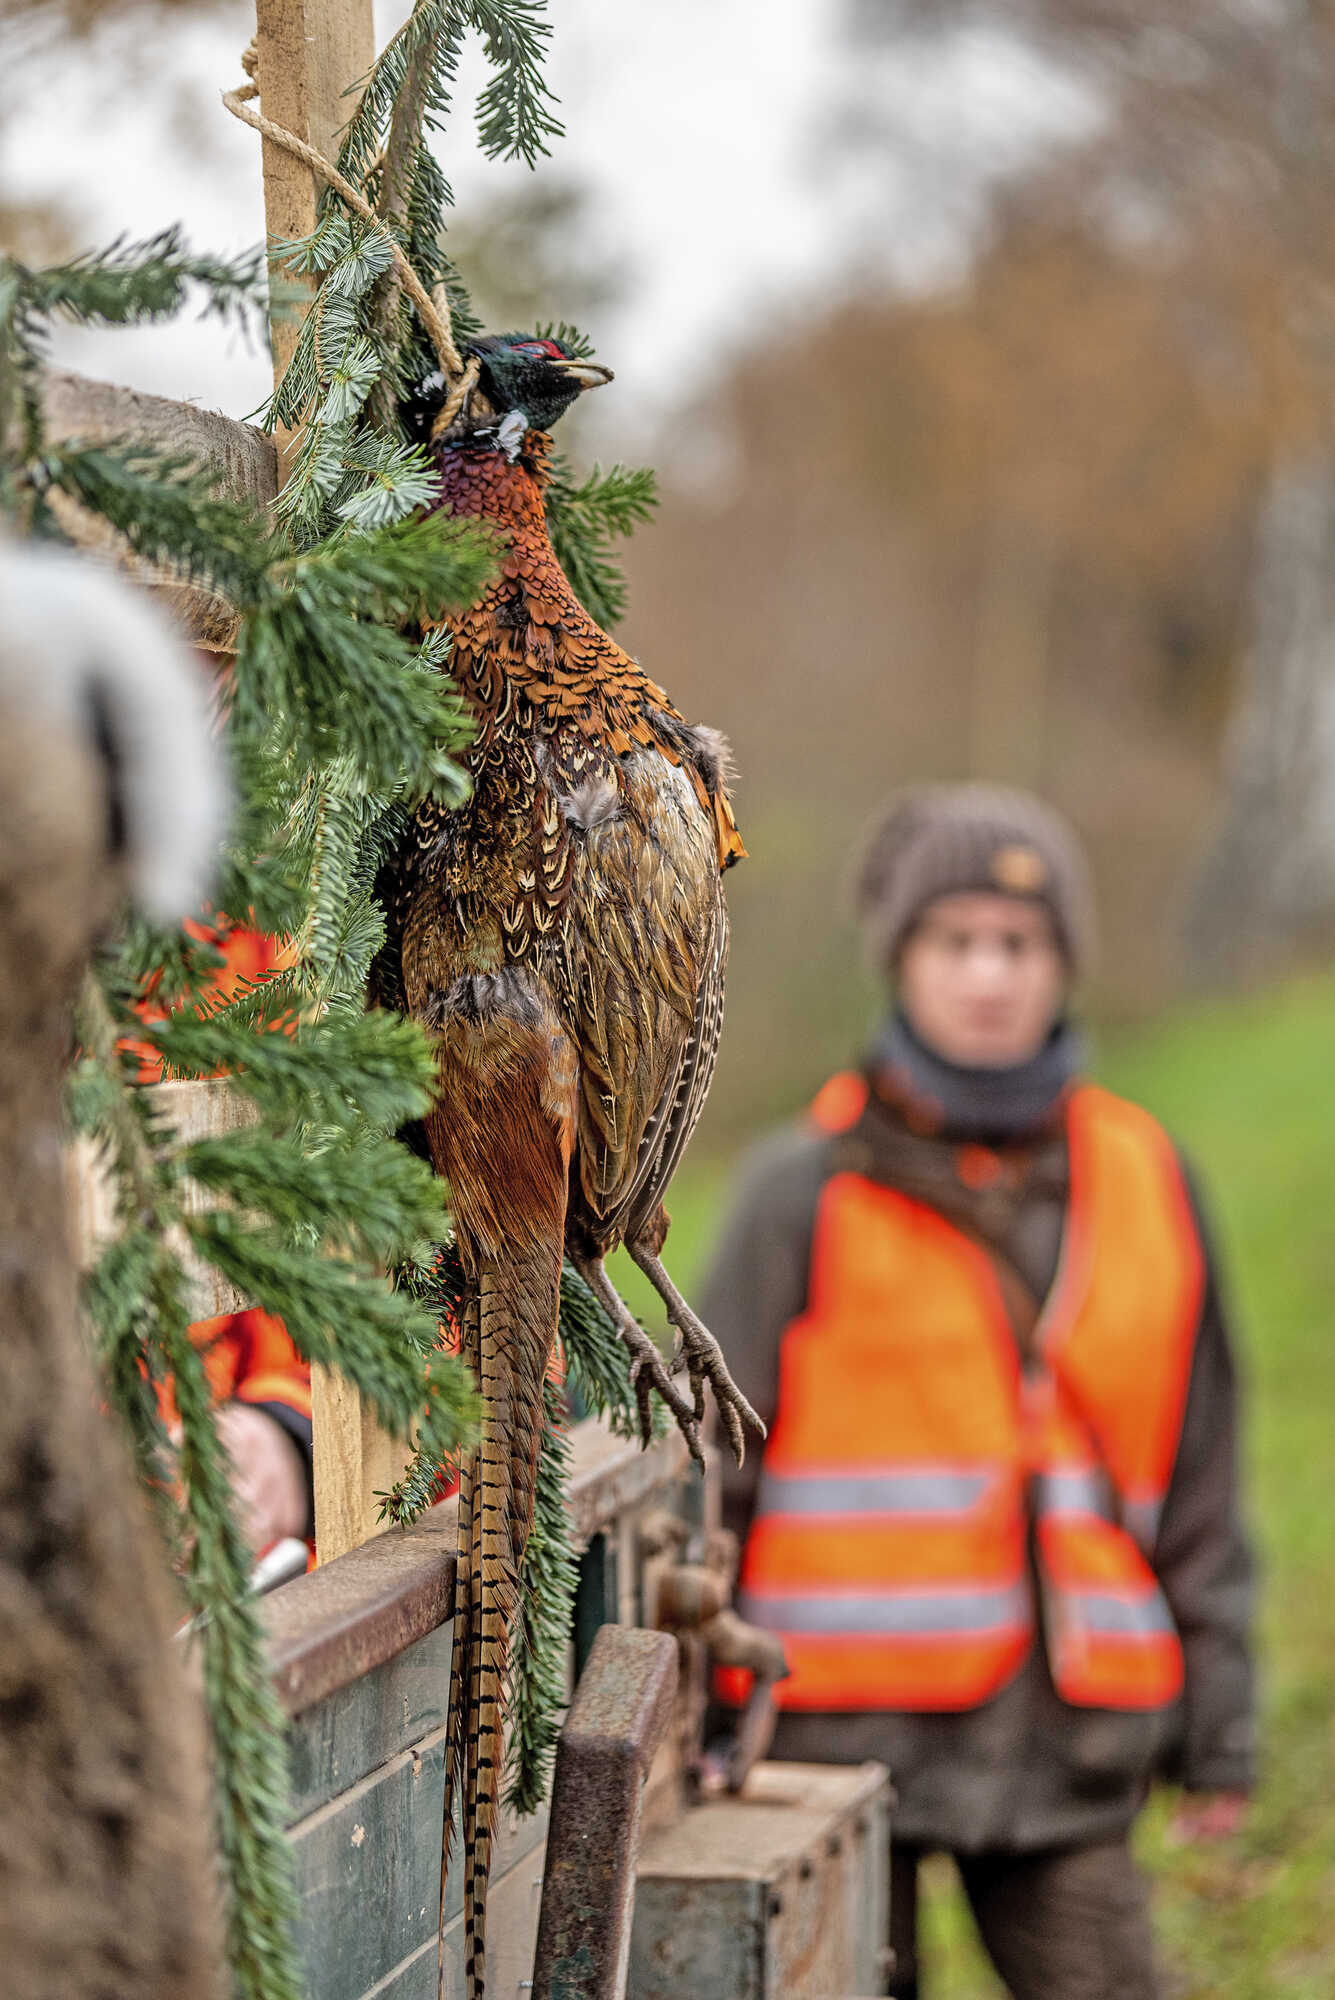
[253,0,406,1561]
[253,0,378,468]
[68,1079,259,1320]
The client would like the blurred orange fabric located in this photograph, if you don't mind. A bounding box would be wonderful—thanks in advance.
[132,912,311,1531]
[123,912,297,1083]
[157,1305,312,1433]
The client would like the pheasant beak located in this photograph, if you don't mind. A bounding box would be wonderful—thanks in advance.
[552,359,614,391]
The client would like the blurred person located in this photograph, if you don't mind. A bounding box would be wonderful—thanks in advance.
[704,786,1255,2000]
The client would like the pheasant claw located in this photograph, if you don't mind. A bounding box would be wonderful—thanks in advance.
[627,1242,765,1466]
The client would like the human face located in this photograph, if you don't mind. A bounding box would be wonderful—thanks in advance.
[897,891,1066,1069]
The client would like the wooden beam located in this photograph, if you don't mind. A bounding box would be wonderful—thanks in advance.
[251,0,404,1562]
[309,1368,410,1565]
[42,370,278,504]
[262,1420,692,1716]
[40,369,278,649]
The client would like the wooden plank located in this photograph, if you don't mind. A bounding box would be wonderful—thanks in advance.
[627,1877,765,2000]
[287,1712,549,1999]
[286,1623,450,1821]
[440,1779,549,1929]
[266,1421,693,1710]
[271,1415,701,1996]
[311,1361,410,1563]
[42,370,278,504]
[288,1726,447,2000]
[439,1839,548,2000]
[40,369,278,648]
[363,1936,440,2000]
[264,1497,459,1717]
[628,1762,892,2000]
[67,1076,258,1320]
[566,1420,690,1548]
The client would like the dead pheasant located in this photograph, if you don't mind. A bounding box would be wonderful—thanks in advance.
[376,333,760,1996]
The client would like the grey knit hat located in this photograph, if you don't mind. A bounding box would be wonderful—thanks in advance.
[855,784,1096,977]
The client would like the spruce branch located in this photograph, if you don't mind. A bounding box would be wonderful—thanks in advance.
[366,4,439,433]
[463,0,563,164]
[336,1,466,188]
[10,227,265,333]
[41,440,279,607]
[159,1288,303,2000]
[505,1373,578,1812]
[150,1006,440,1132]
[183,1128,446,1261]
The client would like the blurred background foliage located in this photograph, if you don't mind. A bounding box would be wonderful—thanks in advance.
[626,0,1335,1140]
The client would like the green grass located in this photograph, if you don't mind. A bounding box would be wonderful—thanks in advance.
[645,970,1335,1997]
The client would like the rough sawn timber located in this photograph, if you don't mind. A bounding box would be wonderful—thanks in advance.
[40,367,278,649]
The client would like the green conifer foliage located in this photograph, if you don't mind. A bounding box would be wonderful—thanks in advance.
[0,3,666,1988]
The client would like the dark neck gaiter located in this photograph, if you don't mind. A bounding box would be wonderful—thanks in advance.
[867,1010,1085,1145]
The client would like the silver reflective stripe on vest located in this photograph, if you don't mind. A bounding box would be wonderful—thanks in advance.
[1065,1587,1176,1637]
[1035,1473,1164,1553]
[756,1466,991,1518]
[1034,1467,1113,1519]
[738,1581,1030,1637]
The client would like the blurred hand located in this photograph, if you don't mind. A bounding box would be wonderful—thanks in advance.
[216,1402,309,1556]
[1167,1791,1249,1845]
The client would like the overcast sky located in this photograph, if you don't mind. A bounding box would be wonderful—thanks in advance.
[3,0,1102,449]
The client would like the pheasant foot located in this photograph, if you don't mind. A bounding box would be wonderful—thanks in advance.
[626,1243,765,1466]
[571,1253,703,1465]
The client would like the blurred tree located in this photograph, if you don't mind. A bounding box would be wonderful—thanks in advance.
[622,0,1335,1124]
[623,239,1261,1132]
[0,196,76,265]
[872,0,1335,974]
[441,179,624,342]
[2,0,204,27]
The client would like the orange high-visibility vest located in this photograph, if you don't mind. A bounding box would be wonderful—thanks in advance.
[721,1078,1203,1714]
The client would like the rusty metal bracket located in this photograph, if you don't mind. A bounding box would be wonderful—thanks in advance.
[643,1523,790,1797]
[531,1623,679,2000]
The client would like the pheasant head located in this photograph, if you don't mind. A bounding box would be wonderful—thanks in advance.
[411,333,612,448]
[471,332,612,431]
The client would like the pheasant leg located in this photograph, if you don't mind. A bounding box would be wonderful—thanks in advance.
[571,1252,703,1464]
[626,1241,764,1465]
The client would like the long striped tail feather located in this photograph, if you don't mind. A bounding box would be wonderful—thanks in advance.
[439,1245,560,1999]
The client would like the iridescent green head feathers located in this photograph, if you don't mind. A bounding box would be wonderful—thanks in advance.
[410,333,612,447]
[469,332,612,433]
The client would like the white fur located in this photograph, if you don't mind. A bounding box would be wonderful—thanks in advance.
[0,540,231,922]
